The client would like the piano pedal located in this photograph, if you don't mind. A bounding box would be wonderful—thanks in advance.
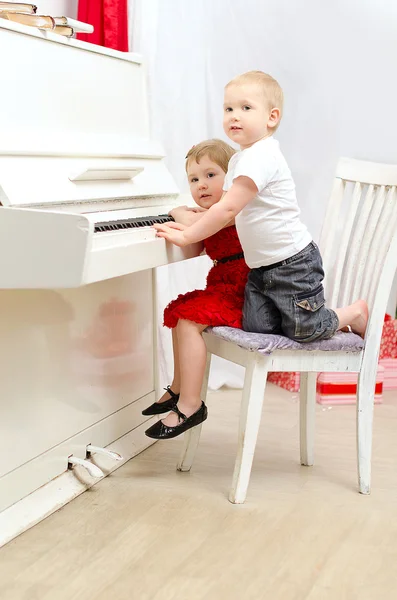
[86,444,123,461]
[68,456,104,479]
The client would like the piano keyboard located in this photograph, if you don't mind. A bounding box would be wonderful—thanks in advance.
[94,214,175,233]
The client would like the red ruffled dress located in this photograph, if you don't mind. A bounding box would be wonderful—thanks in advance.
[164,225,249,329]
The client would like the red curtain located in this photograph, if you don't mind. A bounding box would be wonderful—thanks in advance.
[77,0,128,52]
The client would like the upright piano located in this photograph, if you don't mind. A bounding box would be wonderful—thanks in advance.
[0,19,200,546]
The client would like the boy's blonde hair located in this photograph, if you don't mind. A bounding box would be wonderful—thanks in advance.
[226,70,284,130]
[185,138,235,173]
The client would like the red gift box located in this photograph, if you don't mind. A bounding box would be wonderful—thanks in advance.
[379,358,397,390]
[316,367,384,405]
[379,315,397,359]
[268,369,385,403]
[268,314,397,395]
[267,372,300,392]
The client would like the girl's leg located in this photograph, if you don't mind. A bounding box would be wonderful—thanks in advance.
[171,327,181,392]
[161,319,207,427]
[335,299,369,338]
[157,328,181,403]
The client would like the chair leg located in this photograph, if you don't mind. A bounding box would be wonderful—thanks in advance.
[177,352,211,472]
[299,372,317,466]
[229,355,268,504]
[357,365,376,495]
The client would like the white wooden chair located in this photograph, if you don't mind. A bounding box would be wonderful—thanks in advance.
[177,157,397,503]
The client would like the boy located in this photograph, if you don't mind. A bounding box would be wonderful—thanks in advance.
[154,71,368,341]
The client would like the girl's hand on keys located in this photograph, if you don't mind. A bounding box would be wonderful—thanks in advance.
[153,222,189,247]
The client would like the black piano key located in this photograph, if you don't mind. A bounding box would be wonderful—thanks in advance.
[94,214,175,233]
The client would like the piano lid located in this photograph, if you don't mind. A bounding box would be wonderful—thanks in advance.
[0,155,179,208]
[0,20,179,209]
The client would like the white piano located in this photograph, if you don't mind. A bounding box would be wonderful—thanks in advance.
[0,19,200,546]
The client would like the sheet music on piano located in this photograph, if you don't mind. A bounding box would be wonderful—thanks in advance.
[0,18,202,546]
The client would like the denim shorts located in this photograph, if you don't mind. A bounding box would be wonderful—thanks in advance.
[242,242,339,343]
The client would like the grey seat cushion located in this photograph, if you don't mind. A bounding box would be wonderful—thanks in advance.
[206,327,364,355]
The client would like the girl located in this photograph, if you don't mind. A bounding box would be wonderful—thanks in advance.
[143,139,249,440]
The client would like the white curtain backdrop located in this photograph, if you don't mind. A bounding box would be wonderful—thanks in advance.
[129,0,397,390]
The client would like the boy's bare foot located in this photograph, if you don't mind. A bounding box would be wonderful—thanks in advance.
[350,300,369,338]
[336,299,369,339]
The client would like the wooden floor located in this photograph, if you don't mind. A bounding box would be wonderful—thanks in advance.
[1,384,397,600]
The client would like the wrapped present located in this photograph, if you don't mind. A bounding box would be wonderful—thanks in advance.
[316,366,384,405]
[267,312,397,396]
[379,314,397,359]
[379,358,397,390]
[268,372,300,392]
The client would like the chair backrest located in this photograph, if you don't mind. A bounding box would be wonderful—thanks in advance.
[319,158,397,318]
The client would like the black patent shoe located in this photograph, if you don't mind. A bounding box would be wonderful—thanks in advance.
[145,402,208,440]
[142,386,180,416]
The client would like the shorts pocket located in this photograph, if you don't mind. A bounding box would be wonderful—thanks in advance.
[294,285,325,312]
[294,285,325,338]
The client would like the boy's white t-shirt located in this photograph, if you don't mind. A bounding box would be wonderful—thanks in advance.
[223,136,312,268]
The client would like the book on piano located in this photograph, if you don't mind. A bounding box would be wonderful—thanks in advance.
[0,12,92,35]
[55,16,94,34]
[0,12,55,29]
[0,2,36,13]
[52,24,74,37]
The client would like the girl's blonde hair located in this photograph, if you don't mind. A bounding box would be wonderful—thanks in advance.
[185,138,235,173]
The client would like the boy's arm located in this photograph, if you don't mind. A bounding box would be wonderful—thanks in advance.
[154,177,256,246]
